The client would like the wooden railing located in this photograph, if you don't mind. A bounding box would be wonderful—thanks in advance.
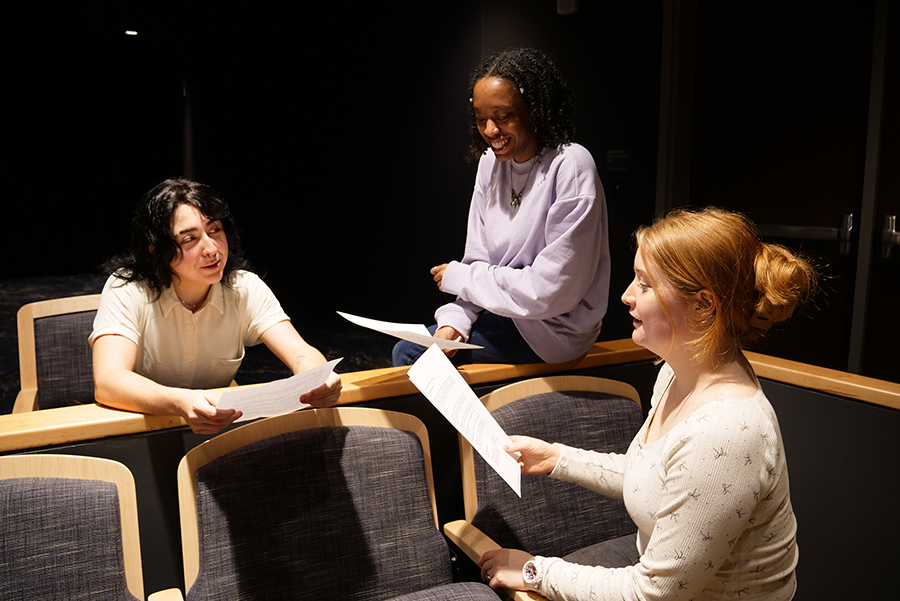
[2,339,898,454]
[0,339,653,453]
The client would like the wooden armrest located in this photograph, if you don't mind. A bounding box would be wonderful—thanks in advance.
[444,519,500,562]
[12,389,37,413]
[147,588,185,601]
[444,520,548,601]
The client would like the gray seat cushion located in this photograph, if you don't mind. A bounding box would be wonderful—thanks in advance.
[563,532,639,568]
[391,582,500,600]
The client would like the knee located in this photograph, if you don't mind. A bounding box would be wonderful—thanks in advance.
[392,339,421,367]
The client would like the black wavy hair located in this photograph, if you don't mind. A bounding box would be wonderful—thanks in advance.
[466,47,577,161]
[103,178,250,299]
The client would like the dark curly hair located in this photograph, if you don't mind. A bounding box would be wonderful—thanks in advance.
[466,47,577,161]
[103,178,251,299]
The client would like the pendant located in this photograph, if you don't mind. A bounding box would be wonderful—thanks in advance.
[510,189,524,207]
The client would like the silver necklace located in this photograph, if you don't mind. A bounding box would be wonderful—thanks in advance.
[176,287,211,311]
[178,296,200,310]
[510,157,538,208]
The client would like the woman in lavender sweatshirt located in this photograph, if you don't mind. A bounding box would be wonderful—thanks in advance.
[393,48,610,366]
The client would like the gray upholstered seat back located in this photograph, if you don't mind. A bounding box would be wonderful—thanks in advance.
[187,425,453,601]
[33,309,96,409]
[0,477,138,601]
[471,390,642,558]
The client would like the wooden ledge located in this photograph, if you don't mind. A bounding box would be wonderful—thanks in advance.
[746,351,900,411]
[339,338,656,401]
[0,404,184,453]
[4,340,898,454]
[0,340,653,453]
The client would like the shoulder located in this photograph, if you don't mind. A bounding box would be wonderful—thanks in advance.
[225,270,277,299]
[228,269,262,288]
[100,272,152,302]
[92,273,153,345]
[542,144,600,200]
[546,143,598,173]
[554,142,596,163]
[225,270,283,312]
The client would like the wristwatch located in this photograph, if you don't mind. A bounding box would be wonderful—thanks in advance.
[522,556,545,591]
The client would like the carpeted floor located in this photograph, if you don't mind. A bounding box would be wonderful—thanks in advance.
[0,276,395,414]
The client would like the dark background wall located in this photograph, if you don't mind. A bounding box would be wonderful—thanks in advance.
[2,1,895,380]
[0,0,662,346]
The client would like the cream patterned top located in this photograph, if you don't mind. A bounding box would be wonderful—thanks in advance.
[540,363,799,600]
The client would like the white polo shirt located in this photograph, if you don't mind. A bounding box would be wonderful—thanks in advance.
[90,270,289,389]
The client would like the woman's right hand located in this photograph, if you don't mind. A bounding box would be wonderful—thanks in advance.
[183,390,241,435]
[431,263,449,291]
[505,435,561,475]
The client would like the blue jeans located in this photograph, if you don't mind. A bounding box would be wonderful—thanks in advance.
[391,311,542,366]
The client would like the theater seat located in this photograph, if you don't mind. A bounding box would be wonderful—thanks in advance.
[151,407,499,601]
[445,376,644,601]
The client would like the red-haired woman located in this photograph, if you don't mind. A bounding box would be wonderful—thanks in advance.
[480,207,817,601]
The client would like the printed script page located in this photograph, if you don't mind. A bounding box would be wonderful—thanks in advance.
[407,344,521,496]
[217,358,342,422]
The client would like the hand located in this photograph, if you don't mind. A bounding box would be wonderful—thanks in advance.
[299,371,342,408]
[433,325,463,358]
[505,435,561,475]
[478,548,533,591]
[183,390,241,435]
[431,263,449,291]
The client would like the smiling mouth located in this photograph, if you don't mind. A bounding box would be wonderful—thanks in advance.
[490,137,510,150]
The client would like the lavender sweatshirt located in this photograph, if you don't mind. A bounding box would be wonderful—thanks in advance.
[436,143,610,363]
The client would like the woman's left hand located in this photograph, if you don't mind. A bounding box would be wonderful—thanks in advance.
[299,372,342,408]
[433,325,463,358]
[431,264,449,291]
[477,548,533,591]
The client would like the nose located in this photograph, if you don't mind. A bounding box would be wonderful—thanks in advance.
[621,281,635,307]
[201,234,218,257]
[483,119,500,137]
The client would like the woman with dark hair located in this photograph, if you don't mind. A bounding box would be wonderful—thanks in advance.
[478,207,817,600]
[392,47,611,366]
[90,178,341,434]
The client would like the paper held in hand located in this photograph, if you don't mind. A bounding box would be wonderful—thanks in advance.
[217,358,342,422]
[337,311,483,350]
[407,344,521,496]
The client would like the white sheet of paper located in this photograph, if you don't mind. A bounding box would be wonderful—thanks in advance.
[337,311,483,350]
[407,344,521,496]
[217,358,342,422]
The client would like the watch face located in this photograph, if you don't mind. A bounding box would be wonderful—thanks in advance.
[524,561,537,583]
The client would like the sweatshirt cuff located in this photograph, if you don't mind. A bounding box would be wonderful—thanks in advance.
[434,302,477,340]
[440,261,465,296]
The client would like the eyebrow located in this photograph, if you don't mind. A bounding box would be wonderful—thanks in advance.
[175,217,217,237]
[176,226,199,236]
